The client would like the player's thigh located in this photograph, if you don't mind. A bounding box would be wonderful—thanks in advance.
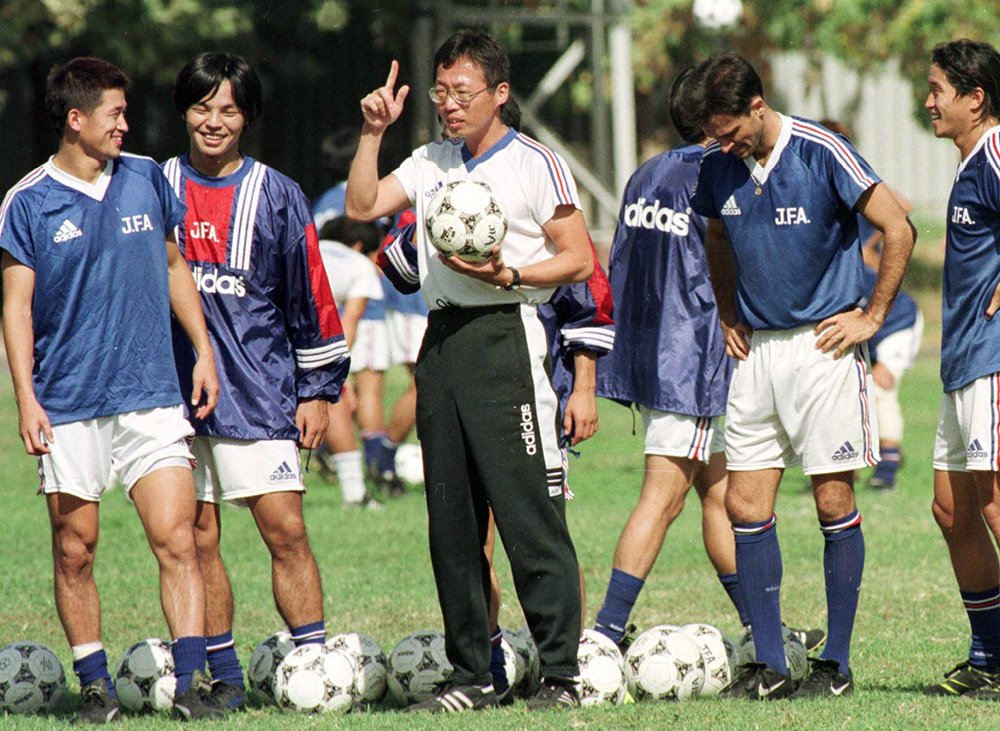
[194,438,305,506]
[110,405,195,495]
[131,466,198,544]
[39,417,114,502]
[247,490,308,546]
[46,491,101,557]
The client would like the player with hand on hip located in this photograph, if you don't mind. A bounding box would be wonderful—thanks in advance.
[163,52,350,711]
[688,53,915,699]
[923,39,1000,700]
[0,57,222,723]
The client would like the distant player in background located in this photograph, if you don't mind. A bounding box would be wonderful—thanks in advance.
[164,52,350,710]
[313,126,359,230]
[347,30,595,711]
[593,69,823,653]
[317,216,385,508]
[689,53,915,698]
[923,38,1000,699]
[0,57,221,723]
[820,119,924,492]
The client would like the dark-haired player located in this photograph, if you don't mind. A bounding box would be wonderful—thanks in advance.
[163,52,349,710]
[0,56,221,722]
[923,38,1000,699]
[689,53,915,698]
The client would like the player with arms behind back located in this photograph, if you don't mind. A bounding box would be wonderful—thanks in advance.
[688,53,915,699]
[347,30,594,712]
[923,39,1000,700]
[163,52,350,710]
[0,57,222,723]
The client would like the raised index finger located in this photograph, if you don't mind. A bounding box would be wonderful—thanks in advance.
[385,60,399,91]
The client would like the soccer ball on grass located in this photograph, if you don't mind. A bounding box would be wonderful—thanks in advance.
[623,625,705,701]
[113,638,176,713]
[247,631,296,706]
[0,641,67,715]
[386,630,452,706]
[274,643,356,714]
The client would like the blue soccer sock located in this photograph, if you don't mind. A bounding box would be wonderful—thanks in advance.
[73,647,115,699]
[819,511,865,675]
[961,587,1000,670]
[593,568,644,644]
[206,631,244,688]
[172,636,207,695]
[362,431,389,475]
[873,446,901,485]
[289,620,326,646]
[489,629,509,695]
[379,436,400,476]
[718,572,751,627]
[734,516,786,675]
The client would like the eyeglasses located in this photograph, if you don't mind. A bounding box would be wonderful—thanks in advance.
[427,86,491,107]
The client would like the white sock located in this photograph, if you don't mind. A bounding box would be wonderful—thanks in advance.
[72,642,104,661]
[333,450,367,503]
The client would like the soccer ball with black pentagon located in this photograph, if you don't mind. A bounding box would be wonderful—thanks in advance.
[113,638,176,713]
[624,625,705,701]
[425,180,508,262]
[512,626,541,697]
[735,625,808,681]
[326,632,388,706]
[679,623,737,695]
[386,630,452,706]
[248,630,296,705]
[0,641,67,715]
[576,629,628,705]
[274,643,356,714]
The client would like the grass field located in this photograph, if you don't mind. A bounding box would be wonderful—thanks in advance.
[3,217,1000,728]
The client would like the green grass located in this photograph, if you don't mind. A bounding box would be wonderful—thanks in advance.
[5,222,1000,728]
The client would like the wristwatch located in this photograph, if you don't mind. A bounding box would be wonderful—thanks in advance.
[502,267,521,290]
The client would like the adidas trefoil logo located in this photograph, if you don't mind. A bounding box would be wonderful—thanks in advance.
[968,439,988,459]
[721,195,742,216]
[269,461,297,483]
[831,441,858,462]
[53,219,83,243]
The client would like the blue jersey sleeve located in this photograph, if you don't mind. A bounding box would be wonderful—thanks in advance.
[0,188,38,269]
[795,124,880,211]
[279,182,350,402]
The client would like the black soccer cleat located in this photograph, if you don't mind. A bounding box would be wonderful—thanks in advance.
[784,623,827,653]
[527,677,581,710]
[72,678,119,725]
[172,670,226,720]
[926,661,1000,696]
[404,682,499,713]
[209,679,247,711]
[617,623,638,654]
[790,658,854,698]
[722,662,796,700]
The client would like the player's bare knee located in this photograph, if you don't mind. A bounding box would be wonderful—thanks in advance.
[52,534,96,579]
[932,495,955,535]
[261,517,310,560]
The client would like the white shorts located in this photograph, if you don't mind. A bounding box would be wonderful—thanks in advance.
[933,373,1000,472]
[386,311,428,366]
[873,311,924,381]
[191,437,305,504]
[725,325,879,475]
[349,319,391,373]
[639,406,725,464]
[39,405,194,501]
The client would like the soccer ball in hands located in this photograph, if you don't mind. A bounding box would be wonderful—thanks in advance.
[576,629,628,706]
[326,632,388,706]
[386,630,453,706]
[0,641,67,715]
[274,643,356,714]
[679,623,738,695]
[425,180,508,263]
[624,625,705,701]
[113,638,176,713]
[247,631,295,706]
[735,625,809,681]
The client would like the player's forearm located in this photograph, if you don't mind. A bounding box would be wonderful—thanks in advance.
[703,222,741,326]
[866,217,916,326]
[507,248,593,288]
[168,260,214,360]
[345,130,384,221]
[571,351,598,395]
[2,307,38,408]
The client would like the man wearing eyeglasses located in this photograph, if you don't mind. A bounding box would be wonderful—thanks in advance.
[346,30,595,713]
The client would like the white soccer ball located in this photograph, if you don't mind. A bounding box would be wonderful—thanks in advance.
[274,643,356,714]
[576,629,627,706]
[499,629,528,690]
[735,625,808,681]
[623,625,705,701]
[394,443,424,485]
[326,632,387,706]
[679,623,738,696]
[0,641,67,715]
[512,626,541,698]
[425,180,508,262]
[247,631,296,706]
[113,638,176,713]
[386,630,452,706]
[692,0,743,29]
